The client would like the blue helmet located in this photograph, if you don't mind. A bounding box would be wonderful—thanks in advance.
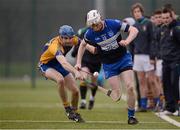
[59,25,75,38]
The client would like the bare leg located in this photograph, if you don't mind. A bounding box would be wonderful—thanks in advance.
[136,71,148,111]
[120,70,136,109]
[147,71,160,109]
[45,68,68,104]
[147,71,160,98]
[64,73,79,111]
[45,68,84,122]
[107,75,122,101]
[137,71,147,98]
[156,76,163,94]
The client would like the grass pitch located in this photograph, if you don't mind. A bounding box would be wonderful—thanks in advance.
[0,79,179,129]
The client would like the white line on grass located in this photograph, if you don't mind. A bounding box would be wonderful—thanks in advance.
[155,113,180,127]
[0,120,166,124]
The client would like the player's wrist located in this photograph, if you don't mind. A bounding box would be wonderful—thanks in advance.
[125,39,131,45]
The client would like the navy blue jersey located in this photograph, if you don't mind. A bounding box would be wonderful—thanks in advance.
[133,17,153,56]
[84,19,129,64]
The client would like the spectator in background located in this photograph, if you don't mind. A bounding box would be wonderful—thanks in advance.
[163,3,180,21]
[151,9,165,110]
[131,3,160,112]
[159,8,180,115]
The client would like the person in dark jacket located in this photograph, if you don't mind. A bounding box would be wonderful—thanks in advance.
[131,3,160,112]
[163,3,180,21]
[154,9,166,110]
[159,8,180,115]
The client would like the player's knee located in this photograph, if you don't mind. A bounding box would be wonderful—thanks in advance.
[147,75,155,83]
[71,83,79,94]
[126,81,133,88]
[126,83,134,94]
[72,87,79,96]
[57,78,65,87]
[111,89,122,101]
[128,86,134,93]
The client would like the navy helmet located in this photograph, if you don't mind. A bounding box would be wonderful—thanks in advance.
[59,25,75,38]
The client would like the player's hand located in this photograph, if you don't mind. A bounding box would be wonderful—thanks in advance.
[119,40,129,46]
[74,63,81,71]
[74,70,84,80]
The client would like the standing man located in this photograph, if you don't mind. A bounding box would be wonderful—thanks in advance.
[75,10,139,124]
[160,9,180,115]
[131,3,160,112]
[152,10,165,110]
[38,25,85,122]
[163,4,180,21]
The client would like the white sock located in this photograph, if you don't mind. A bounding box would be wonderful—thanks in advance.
[90,95,94,101]
[81,99,86,104]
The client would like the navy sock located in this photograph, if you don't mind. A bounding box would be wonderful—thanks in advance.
[128,108,135,118]
[141,98,147,109]
[154,97,160,106]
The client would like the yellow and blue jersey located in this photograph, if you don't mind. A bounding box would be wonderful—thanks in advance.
[39,36,79,64]
[38,36,79,77]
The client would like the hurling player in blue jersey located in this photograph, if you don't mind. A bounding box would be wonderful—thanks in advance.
[75,10,139,125]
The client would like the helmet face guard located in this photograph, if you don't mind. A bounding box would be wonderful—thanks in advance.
[86,10,102,27]
[59,25,75,38]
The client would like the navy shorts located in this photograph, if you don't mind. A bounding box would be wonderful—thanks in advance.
[103,52,133,79]
[38,59,69,77]
[82,61,101,73]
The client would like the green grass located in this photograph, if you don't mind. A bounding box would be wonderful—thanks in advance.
[0,79,179,129]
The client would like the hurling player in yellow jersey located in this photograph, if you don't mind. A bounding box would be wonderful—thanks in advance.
[38,25,85,122]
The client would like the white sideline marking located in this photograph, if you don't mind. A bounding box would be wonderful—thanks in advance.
[155,113,180,127]
[0,120,166,124]
[121,94,180,128]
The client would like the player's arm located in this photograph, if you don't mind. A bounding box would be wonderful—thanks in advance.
[125,26,139,44]
[56,54,76,74]
[56,54,82,79]
[75,39,87,69]
[49,42,82,79]
[119,22,139,46]
[85,44,97,54]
